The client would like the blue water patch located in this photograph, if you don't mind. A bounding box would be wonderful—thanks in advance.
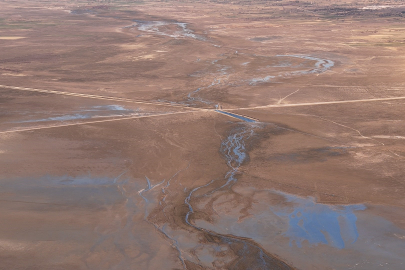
[129,20,206,41]
[272,191,366,249]
[0,174,129,208]
[57,175,116,186]
[85,105,129,111]
[215,110,256,123]
[249,75,275,85]
[12,105,135,123]
[25,113,92,122]
[276,55,335,75]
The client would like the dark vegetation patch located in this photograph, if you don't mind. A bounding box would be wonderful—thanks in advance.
[312,6,405,19]
[250,36,282,42]
[0,88,49,98]
[267,146,350,164]
[163,39,189,46]
[70,5,111,15]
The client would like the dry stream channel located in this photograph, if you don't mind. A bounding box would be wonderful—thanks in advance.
[2,15,405,270]
[113,19,405,269]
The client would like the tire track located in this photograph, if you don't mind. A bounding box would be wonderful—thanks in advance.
[225,96,405,111]
[0,84,201,111]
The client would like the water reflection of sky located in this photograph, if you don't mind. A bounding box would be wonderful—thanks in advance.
[248,55,335,85]
[215,110,256,123]
[272,191,366,249]
[12,105,135,123]
[129,20,206,41]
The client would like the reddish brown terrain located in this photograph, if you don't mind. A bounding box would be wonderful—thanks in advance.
[0,0,405,269]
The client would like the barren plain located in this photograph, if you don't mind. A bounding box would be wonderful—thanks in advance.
[0,0,405,269]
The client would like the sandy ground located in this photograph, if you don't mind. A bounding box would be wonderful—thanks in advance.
[0,0,404,269]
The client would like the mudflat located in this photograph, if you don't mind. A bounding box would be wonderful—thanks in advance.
[0,0,404,269]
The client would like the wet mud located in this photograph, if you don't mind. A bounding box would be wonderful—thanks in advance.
[194,188,405,269]
[159,121,295,269]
